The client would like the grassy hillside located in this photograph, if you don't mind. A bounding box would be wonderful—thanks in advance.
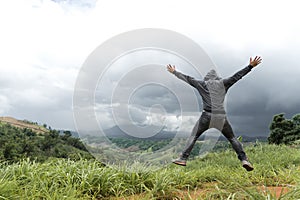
[0,118,93,162]
[0,143,299,199]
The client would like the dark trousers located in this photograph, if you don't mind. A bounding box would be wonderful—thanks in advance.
[181,111,247,161]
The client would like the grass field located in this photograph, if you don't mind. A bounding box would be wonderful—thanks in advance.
[0,143,300,200]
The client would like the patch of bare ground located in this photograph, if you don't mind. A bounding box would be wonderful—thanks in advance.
[258,185,293,198]
[107,182,294,200]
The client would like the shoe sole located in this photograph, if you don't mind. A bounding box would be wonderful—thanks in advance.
[172,161,186,166]
[243,164,254,171]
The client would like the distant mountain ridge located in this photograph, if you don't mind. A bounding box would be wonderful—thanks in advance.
[102,125,268,142]
[103,125,179,140]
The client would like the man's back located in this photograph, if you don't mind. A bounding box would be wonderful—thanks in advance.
[172,65,253,113]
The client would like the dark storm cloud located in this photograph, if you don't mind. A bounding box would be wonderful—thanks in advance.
[129,85,181,113]
[201,47,300,136]
[93,45,300,137]
[95,62,203,113]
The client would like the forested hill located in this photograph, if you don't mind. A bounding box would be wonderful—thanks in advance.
[0,117,93,163]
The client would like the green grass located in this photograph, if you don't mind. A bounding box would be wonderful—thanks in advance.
[0,143,300,199]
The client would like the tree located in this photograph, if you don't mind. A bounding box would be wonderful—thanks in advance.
[268,113,300,145]
[3,143,21,160]
[62,130,72,140]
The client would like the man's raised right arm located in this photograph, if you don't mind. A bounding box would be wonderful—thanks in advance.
[223,56,262,89]
[166,64,198,88]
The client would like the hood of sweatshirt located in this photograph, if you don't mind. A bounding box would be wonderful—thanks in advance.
[204,69,222,81]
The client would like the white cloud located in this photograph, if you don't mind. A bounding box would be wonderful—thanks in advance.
[94,103,120,129]
[93,101,199,133]
[0,95,11,115]
[142,111,199,133]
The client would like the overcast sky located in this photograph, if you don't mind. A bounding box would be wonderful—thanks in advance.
[1,0,300,137]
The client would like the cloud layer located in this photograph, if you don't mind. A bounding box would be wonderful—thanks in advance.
[0,0,299,137]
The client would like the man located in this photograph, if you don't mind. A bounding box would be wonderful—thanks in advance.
[167,56,262,171]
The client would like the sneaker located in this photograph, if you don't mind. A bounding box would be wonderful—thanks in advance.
[172,158,187,166]
[242,160,254,171]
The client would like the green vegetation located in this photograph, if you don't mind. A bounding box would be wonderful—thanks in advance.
[0,122,93,162]
[109,137,172,152]
[268,113,300,145]
[1,114,300,199]
[0,143,299,199]
[108,137,240,158]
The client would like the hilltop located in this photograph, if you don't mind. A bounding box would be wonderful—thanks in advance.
[0,116,49,134]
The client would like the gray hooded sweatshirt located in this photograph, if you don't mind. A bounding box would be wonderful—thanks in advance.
[173,65,253,114]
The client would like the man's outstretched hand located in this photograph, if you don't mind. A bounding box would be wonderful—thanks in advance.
[167,64,176,73]
[249,56,262,68]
